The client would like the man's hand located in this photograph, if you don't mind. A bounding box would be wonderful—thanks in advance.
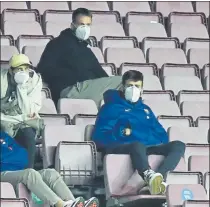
[27,113,36,118]
[124,128,131,136]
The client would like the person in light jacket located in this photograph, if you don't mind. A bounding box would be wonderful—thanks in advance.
[1,54,44,168]
[93,70,185,195]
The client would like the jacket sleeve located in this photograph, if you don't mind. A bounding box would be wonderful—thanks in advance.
[92,104,124,149]
[16,72,42,115]
[149,108,169,144]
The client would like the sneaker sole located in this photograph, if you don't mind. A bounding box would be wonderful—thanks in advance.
[160,182,166,195]
[85,198,99,207]
[149,173,163,195]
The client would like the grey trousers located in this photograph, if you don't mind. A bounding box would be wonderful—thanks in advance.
[1,168,75,205]
[60,76,122,108]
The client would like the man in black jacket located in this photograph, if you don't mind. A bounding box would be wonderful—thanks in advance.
[37,8,121,105]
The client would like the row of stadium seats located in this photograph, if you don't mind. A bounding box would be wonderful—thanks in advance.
[0,1,209,16]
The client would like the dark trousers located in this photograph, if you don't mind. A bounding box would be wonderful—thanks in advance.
[15,127,36,168]
[106,141,186,179]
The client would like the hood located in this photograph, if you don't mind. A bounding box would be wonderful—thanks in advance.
[103,89,143,107]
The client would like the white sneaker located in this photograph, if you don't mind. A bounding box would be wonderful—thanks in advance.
[160,182,167,195]
[85,197,99,207]
[64,197,85,207]
[143,169,163,195]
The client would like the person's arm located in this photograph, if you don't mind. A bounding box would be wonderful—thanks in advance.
[16,72,42,116]
[149,108,169,144]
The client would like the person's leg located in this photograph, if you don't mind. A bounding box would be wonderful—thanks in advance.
[147,141,186,179]
[15,127,36,168]
[60,76,122,108]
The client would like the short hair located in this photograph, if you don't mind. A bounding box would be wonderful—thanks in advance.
[72,8,92,23]
[122,70,144,85]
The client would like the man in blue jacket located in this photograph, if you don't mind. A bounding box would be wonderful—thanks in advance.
[93,70,185,195]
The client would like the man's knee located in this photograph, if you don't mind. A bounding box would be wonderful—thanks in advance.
[171,141,186,155]
[44,169,61,181]
[130,142,146,152]
[24,169,41,184]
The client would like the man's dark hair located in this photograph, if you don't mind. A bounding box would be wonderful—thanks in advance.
[72,8,92,23]
[122,70,144,85]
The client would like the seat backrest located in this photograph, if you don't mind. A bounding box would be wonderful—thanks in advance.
[1,35,14,46]
[144,100,181,116]
[0,61,10,70]
[0,182,16,198]
[158,115,193,130]
[30,1,69,14]
[40,114,71,126]
[128,22,167,42]
[112,1,151,17]
[39,98,57,114]
[196,116,210,129]
[166,184,208,206]
[43,125,85,168]
[73,114,97,126]
[143,75,162,90]
[195,1,210,17]
[147,48,187,68]
[57,98,98,119]
[170,23,209,43]
[189,155,209,174]
[156,2,194,17]
[1,198,29,207]
[143,91,175,101]
[142,37,180,55]
[204,76,209,90]
[163,76,203,95]
[105,48,145,68]
[181,101,209,120]
[4,21,43,39]
[120,63,158,76]
[204,172,209,192]
[1,2,27,12]
[45,21,70,37]
[71,1,109,11]
[84,124,95,141]
[90,47,104,63]
[101,63,116,76]
[184,200,210,207]
[1,46,19,61]
[90,23,125,41]
[168,126,209,144]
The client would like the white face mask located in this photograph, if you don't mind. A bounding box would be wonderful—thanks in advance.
[14,71,29,85]
[125,86,142,103]
[75,25,91,40]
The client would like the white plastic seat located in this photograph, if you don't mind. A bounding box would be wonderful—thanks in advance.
[143,91,175,102]
[1,35,14,46]
[101,63,116,76]
[142,75,162,90]
[195,1,210,17]
[0,182,16,198]
[196,116,210,129]
[39,99,57,114]
[204,76,209,90]
[1,1,27,12]
[90,47,104,63]
[1,46,19,61]
[45,21,70,37]
[71,1,109,11]
[73,114,97,126]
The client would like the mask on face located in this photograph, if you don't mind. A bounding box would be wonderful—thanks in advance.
[14,71,29,85]
[75,25,91,40]
[125,86,142,103]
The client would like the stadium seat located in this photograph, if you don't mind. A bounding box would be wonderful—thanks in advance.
[147,48,187,68]
[55,141,97,186]
[100,63,116,76]
[160,64,199,77]
[4,21,43,39]
[195,116,210,129]
[158,115,194,130]
[41,87,52,99]
[0,182,16,198]
[45,21,70,36]
[188,48,210,69]
[90,47,104,63]
[17,35,52,53]
[105,48,145,68]
[177,91,210,105]
[204,76,209,90]
[39,98,57,114]
[43,125,85,168]
[2,8,40,22]
[204,172,209,192]
[57,99,98,119]
[1,1,28,12]
[125,12,164,24]
[128,22,167,42]
[101,36,139,53]
[73,114,97,126]
[142,37,180,55]
[195,1,210,17]
[143,90,175,101]
[119,63,158,76]
[141,75,162,90]
[181,101,209,120]
[1,198,29,207]
[166,172,203,185]
[184,38,210,54]
[84,124,94,141]
[184,200,210,207]
[168,12,206,25]
[201,64,209,80]
[155,2,194,17]
[40,114,71,126]
[112,1,151,17]
[1,46,19,61]
[0,61,10,70]
[91,11,121,24]
[90,23,125,41]
[22,46,45,67]
[144,100,181,116]
[170,23,209,43]
[71,1,109,11]
[163,76,203,95]
[30,1,69,15]
[166,184,208,207]
[168,126,209,144]
[189,155,209,174]
[1,35,14,46]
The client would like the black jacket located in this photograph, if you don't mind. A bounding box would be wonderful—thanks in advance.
[37,28,108,101]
